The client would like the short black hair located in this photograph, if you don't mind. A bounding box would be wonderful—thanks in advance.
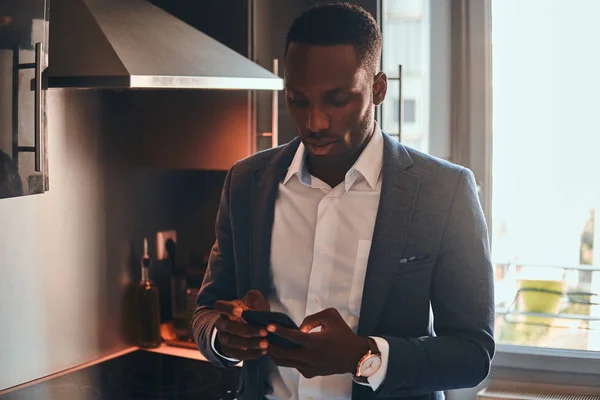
[285,2,382,74]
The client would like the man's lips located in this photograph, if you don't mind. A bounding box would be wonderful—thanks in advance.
[305,138,338,147]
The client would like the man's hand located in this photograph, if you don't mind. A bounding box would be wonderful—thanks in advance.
[214,290,270,361]
[266,308,369,379]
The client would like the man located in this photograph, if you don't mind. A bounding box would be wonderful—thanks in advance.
[192,3,495,400]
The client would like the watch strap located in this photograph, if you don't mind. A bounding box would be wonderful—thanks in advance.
[366,337,381,356]
[352,337,382,383]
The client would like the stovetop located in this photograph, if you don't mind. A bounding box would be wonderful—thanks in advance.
[0,350,240,400]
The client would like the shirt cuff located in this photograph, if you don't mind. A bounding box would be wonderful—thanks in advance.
[354,336,389,391]
[211,326,240,362]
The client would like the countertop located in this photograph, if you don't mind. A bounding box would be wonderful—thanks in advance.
[0,344,241,398]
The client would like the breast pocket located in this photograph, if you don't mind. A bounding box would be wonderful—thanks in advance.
[395,258,434,275]
[348,239,372,318]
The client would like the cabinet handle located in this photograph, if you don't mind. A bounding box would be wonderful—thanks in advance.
[398,64,403,143]
[256,59,279,148]
[34,42,43,172]
[271,58,279,148]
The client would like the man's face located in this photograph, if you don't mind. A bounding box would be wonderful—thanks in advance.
[284,43,386,164]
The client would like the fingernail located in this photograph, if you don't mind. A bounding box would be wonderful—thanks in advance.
[259,329,268,337]
[267,324,276,332]
[259,341,268,349]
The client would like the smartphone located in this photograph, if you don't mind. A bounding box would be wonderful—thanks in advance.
[242,310,301,349]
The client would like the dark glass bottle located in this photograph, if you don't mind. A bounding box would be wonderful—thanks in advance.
[136,238,161,348]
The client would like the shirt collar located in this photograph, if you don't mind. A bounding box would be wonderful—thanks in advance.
[283,121,384,191]
[283,140,310,186]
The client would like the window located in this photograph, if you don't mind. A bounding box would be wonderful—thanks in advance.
[392,98,417,124]
[489,0,600,353]
[380,0,450,157]
[403,99,416,123]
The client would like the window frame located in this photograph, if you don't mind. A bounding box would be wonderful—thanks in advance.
[458,0,600,372]
[378,0,451,159]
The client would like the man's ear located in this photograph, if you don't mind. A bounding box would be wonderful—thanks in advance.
[372,72,387,106]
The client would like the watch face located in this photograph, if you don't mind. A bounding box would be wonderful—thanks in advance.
[359,355,382,377]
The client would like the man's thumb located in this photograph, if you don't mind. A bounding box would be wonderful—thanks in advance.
[243,290,269,310]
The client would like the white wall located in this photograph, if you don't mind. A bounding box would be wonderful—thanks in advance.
[0,90,127,390]
[0,87,239,393]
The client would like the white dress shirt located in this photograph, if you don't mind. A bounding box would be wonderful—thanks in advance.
[213,123,389,400]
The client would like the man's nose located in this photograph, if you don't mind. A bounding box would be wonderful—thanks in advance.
[306,107,330,132]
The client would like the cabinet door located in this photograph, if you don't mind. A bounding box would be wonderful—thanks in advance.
[0,0,49,199]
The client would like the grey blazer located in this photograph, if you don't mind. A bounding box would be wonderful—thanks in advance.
[192,133,495,400]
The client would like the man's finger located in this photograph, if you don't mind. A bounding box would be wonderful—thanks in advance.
[215,317,268,338]
[299,308,340,333]
[268,354,310,369]
[242,290,271,311]
[221,346,266,361]
[299,316,325,333]
[266,324,310,346]
[214,300,243,318]
[266,343,309,363]
[267,344,310,369]
[218,332,269,350]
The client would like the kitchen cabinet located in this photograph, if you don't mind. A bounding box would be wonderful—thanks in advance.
[0,0,49,199]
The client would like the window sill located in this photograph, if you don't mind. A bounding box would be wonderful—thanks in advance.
[489,344,600,388]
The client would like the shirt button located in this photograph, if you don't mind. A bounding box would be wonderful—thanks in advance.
[314,296,321,304]
[320,244,328,253]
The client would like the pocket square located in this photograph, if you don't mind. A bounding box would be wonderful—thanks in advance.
[399,254,431,264]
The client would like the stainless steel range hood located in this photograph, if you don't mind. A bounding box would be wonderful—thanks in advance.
[47,0,284,90]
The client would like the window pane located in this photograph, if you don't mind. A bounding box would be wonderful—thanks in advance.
[381,79,426,150]
[491,0,600,352]
[403,99,416,123]
[380,0,451,158]
[382,19,422,76]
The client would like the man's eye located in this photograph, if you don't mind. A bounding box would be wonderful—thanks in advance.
[330,97,350,107]
[288,97,308,107]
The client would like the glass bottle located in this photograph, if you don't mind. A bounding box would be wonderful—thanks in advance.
[136,238,161,348]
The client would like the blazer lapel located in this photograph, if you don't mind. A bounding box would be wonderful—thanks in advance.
[357,135,420,336]
[249,139,300,296]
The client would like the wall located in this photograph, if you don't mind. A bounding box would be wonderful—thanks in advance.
[0,90,125,390]
[107,90,253,170]
[0,88,228,391]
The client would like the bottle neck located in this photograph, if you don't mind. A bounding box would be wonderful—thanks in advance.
[141,255,151,283]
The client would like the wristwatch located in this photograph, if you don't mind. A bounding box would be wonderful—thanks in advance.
[352,337,382,384]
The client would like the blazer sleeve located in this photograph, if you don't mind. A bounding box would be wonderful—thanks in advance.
[190,166,240,368]
[376,168,496,398]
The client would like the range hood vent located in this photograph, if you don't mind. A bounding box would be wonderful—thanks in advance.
[47,0,284,90]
